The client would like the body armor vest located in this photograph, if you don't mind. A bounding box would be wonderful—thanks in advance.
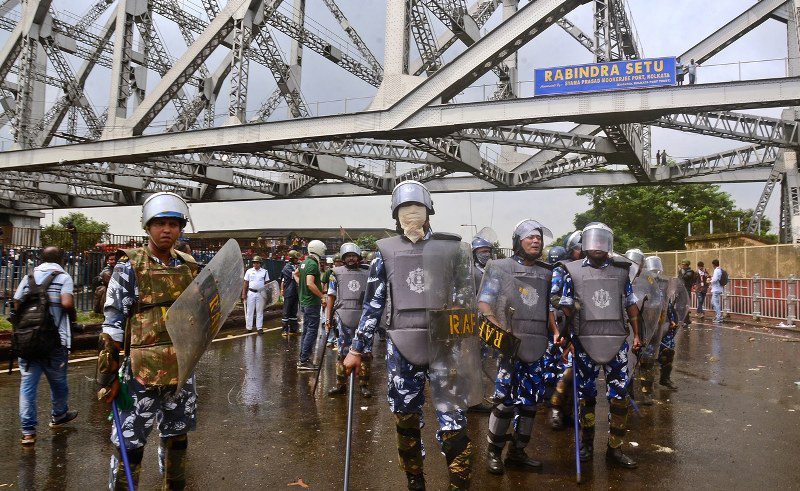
[564,260,629,364]
[332,265,369,328]
[124,247,196,387]
[377,234,460,366]
[492,257,552,363]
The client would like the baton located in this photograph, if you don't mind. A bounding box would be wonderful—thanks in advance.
[312,330,327,395]
[570,353,582,484]
[112,400,135,491]
[343,370,356,490]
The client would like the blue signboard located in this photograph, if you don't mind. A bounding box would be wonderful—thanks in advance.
[534,57,676,96]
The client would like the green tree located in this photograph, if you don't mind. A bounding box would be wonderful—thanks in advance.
[41,212,110,251]
[572,184,773,252]
[354,235,378,252]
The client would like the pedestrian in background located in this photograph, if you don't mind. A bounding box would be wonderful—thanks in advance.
[678,259,695,326]
[280,250,301,336]
[695,261,710,318]
[688,59,697,84]
[15,246,77,445]
[242,256,269,333]
[710,259,724,323]
[676,57,685,86]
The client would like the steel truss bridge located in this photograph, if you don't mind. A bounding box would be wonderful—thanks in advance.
[0,0,799,242]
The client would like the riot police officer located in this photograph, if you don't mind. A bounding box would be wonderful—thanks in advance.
[326,243,372,398]
[343,180,475,490]
[558,223,641,469]
[548,232,582,430]
[96,192,199,490]
[280,250,301,336]
[471,232,494,294]
[478,220,558,475]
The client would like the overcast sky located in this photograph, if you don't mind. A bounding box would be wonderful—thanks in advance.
[14,0,790,247]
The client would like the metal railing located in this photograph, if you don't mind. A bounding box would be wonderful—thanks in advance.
[689,276,799,326]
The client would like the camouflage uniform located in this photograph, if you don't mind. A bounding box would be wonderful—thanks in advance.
[98,247,197,491]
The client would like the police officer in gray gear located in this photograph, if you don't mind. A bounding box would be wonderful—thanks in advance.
[479,220,559,475]
[343,180,475,490]
[471,233,494,295]
[326,242,372,398]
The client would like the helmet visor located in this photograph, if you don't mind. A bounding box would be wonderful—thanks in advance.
[644,256,663,273]
[581,228,613,253]
[515,220,553,241]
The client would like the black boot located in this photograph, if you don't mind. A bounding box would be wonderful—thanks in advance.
[328,384,347,396]
[406,472,426,490]
[467,401,493,413]
[504,446,542,470]
[606,445,637,468]
[579,441,593,463]
[659,373,678,390]
[486,446,504,475]
[659,349,678,390]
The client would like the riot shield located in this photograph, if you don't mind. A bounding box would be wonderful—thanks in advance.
[632,270,665,348]
[643,276,670,356]
[425,241,483,413]
[668,277,690,326]
[165,239,244,392]
[259,280,281,308]
[475,227,498,251]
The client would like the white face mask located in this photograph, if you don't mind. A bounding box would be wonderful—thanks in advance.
[398,204,427,243]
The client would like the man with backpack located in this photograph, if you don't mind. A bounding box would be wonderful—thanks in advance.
[13,246,77,445]
[710,259,726,323]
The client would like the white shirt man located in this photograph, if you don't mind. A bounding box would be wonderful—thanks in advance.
[710,260,723,322]
[243,259,270,332]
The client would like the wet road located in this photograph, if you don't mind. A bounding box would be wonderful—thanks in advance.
[2,318,799,490]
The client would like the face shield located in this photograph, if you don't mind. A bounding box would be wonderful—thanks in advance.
[581,227,613,253]
[644,256,663,275]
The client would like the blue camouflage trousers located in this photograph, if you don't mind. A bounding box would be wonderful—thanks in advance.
[542,341,561,389]
[108,360,197,489]
[573,337,629,402]
[660,326,677,351]
[386,337,466,443]
[492,355,545,407]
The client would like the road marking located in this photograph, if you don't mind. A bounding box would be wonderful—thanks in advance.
[4,326,284,373]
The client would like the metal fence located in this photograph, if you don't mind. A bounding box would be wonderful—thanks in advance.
[690,276,798,325]
[0,240,286,316]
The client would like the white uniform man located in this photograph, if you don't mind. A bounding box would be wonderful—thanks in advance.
[242,256,269,332]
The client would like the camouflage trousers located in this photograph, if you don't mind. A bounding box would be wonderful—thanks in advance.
[108,360,197,490]
[387,339,472,488]
[573,338,630,450]
[335,321,371,386]
[488,355,544,451]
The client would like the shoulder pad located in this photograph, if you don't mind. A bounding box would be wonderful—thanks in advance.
[360,264,370,271]
[535,260,554,271]
[431,232,461,241]
[610,257,632,270]
[117,247,140,263]
[174,250,197,266]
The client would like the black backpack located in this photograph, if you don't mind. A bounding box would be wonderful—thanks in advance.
[719,269,729,287]
[10,272,62,366]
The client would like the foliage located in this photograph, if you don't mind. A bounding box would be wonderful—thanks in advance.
[492,241,507,259]
[354,235,378,252]
[41,212,110,252]
[572,184,773,252]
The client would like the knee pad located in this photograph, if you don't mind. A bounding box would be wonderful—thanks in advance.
[608,398,629,448]
[579,398,596,429]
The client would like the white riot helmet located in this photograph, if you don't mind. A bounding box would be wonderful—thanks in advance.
[644,256,663,275]
[340,242,362,258]
[391,180,434,219]
[307,240,326,257]
[581,222,613,253]
[141,192,190,229]
[625,248,645,281]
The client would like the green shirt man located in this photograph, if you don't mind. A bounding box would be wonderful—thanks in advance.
[298,256,322,307]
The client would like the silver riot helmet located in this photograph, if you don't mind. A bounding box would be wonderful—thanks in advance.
[339,242,362,259]
[625,248,645,281]
[141,192,191,229]
[307,240,326,257]
[644,256,664,276]
[512,219,553,258]
[390,180,434,219]
[563,230,583,259]
[581,222,613,254]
